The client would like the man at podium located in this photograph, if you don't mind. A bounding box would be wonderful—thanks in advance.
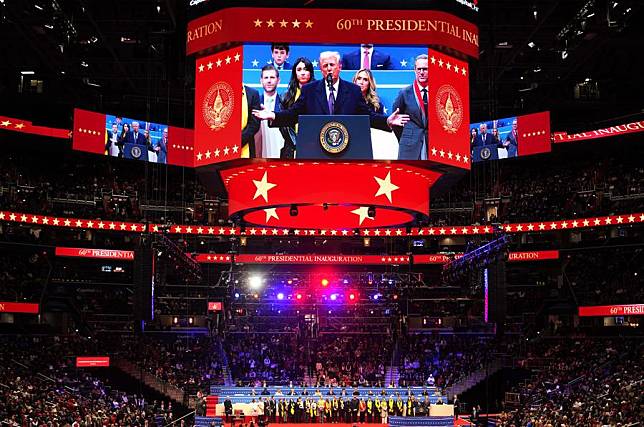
[252,51,408,133]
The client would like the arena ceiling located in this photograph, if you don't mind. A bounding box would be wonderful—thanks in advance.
[0,0,642,130]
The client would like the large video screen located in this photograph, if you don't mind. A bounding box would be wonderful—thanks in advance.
[241,43,428,160]
[469,111,551,163]
[104,114,168,163]
[72,108,194,167]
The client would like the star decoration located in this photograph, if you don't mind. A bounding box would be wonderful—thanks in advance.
[431,147,438,156]
[198,64,205,72]
[374,171,399,203]
[279,19,288,28]
[225,56,231,64]
[223,146,230,155]
[216,59,222,67]
[254,19,262,27]
[461,68,467,76]
[454,65,459,73]
[292,19,301,28]
[350,206,374,226]
[232,145,239,153]
[430,56,436,64]
[305,20,313,28]
[15,123,25,129]
[205,150,211,159]
[214,148,221,157]
[196,152,203,161]
[264,208,279,223]
[438,59,444,67]
[312,60,318,68]
[207,61,213,69]
[252,59,259,67]
[1,120,10,126]
[400,59,408,67]
[266,19,275,27]
[446,62,452,70]
[234,53,241,61]
[252,171,277,202]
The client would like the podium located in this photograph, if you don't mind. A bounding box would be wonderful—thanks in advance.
[471,144,500,162]
[297,115,373,160]
[123,143,149,161]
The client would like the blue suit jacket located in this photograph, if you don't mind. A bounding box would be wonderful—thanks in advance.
[127,131,147,145]
[392,84,427,160]
[270,79,389,132]
[474,133,494,147]
[504,131,518,157]
[342,50,394,70]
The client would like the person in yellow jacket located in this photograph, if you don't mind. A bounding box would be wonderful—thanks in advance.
[366,398,374,423]
[388,396,395,416]
[374,397,381,423]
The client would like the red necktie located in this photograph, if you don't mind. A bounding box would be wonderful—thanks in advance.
[362,50,370,70]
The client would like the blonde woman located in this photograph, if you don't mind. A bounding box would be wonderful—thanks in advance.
[353,68,383,114]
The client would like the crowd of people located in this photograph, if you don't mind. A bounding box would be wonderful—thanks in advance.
[0,335,166,426]
[498,338,643,426]
[397,335,494,389]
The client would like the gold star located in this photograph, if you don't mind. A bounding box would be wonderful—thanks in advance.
[216,59,222,67]
[254,19,262,27]
[252,171,277,202]
[279,19,288,28]
[15,123,25,129]
[374,172,399,203]
[1,120,10,126]
[225,56,231,64]
[234,53,241,61]
[305,20,313,28]
[198,64,204,72]
[266,19,275,28]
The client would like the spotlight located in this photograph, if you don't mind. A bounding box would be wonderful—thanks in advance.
[373,293,382,300]
[234,292,240,299]
[330,293,338,301]
[173,317,178,324]
[296,293,303,300]
[249,275,263,290]
[289,205,298,216]
[188,317,194,325]
[321,278,329,287]
[277,292,285,300]
[348,293,356,301]
[367,206,376,218]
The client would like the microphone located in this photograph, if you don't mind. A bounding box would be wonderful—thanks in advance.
[326,73,334,88]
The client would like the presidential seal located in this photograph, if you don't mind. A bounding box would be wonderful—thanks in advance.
[202,81,234,131]
[435,84,463,134]
[319,122,349,154]
[480,146,492,160]
[131,145,143,159]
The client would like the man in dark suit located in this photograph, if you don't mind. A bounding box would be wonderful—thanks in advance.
[391,54,430,160]
[501,118,519,157]
[342,44,394,70]
[242,85,261,158]
[223,396,233,422]
[269,43,291,72]
[127,121,147,145]
[253,51,408,132]
[474,123,494,146]
[156,127,168,163]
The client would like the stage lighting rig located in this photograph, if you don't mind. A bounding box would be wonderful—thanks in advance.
[441,234,510,285]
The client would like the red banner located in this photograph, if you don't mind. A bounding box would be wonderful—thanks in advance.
[194,46,244,166]
[578,304,644,317]
[0,115,69,139]
[517,111,551,156]
[187,8,479,58]
[553,120,644,144]
[75,356,110,367]
[55,247,135,260]
[208,302,223,311]
[507,250,559,262]
[72,108,107,154]
[168,126,195,167]
[235,254,410,265]
[0,302,39,314]
[427,49,471,170]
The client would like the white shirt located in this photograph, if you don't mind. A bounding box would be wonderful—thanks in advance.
[324,79,340,105]
[259,92,284,158]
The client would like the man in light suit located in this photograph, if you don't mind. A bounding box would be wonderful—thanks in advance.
[391,54,430,160]
[474,123,494,146]
[253,51,408,133]
[342,44,394,70]
[501,119,519,157]
[127,121,147,145]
